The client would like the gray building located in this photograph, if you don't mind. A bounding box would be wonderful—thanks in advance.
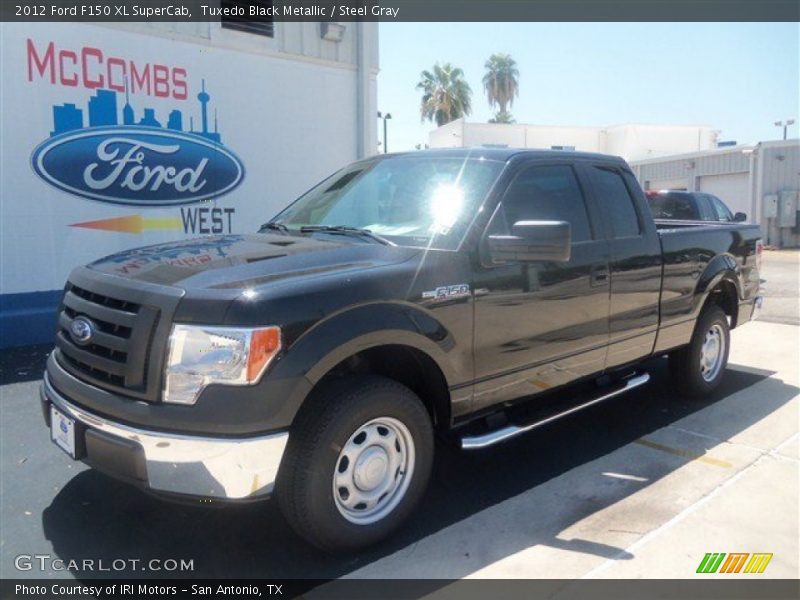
[631,140,800,248]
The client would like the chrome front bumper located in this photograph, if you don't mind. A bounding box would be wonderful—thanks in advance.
[42,374,288,500]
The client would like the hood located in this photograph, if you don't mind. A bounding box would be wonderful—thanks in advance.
[87,233,420,291]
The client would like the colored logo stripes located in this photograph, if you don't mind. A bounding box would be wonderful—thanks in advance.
[70,215,183,233]
[697,552,773,574]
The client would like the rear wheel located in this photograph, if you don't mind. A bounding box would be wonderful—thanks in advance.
[669,305,730,397]
[276,375,434,552]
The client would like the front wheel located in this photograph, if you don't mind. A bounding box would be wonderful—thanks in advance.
[669,305,730,398]
[276,375,434,552]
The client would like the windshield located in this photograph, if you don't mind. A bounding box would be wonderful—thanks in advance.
[270,156,505,250]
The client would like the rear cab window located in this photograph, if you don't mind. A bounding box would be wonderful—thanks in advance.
[590,166,642,238]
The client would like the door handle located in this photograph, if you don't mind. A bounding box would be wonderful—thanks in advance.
[591,264,609,286]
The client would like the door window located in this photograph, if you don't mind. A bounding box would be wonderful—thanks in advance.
[708,195,734,221]
[694,194,717,220]
[591,167,641,238]
[493,165,593,242]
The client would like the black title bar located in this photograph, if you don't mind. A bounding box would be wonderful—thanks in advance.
[2,0,799,22]
[3,579,800,600]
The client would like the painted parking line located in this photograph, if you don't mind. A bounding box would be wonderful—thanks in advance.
[634,438,733,468]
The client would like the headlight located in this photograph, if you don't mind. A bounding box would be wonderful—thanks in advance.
[163,324,281,405]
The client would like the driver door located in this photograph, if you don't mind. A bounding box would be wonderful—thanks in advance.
[471,161,611,412]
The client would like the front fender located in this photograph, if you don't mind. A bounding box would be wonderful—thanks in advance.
[250,301,466,428]
[297,302,460,384]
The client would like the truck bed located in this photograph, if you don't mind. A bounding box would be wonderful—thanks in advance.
[654,218,759,232]
[655,219,761,344]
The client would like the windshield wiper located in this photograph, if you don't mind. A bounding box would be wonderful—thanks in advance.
[258,221,289,233]
[299,225,393,246]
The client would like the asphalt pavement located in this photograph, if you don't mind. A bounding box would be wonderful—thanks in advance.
[0,250,797,582]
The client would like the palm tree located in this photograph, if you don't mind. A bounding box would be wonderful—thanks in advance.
[489,110,515,124]
[417,63,472,127]
[483,53,519,123]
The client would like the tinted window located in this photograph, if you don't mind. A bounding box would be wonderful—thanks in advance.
[694,194,717,220]
[497,165,592,242]
[648,192,699,220]
[592,167,641,237]
[708,195,733,221]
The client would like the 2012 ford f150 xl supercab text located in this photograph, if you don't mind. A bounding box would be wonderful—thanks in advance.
[41,149,762,551]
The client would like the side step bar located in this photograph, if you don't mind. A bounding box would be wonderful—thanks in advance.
[461,372,650,450]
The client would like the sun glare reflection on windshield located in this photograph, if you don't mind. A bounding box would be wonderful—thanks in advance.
[429,184,465,234]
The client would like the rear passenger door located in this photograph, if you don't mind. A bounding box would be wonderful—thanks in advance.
[585,164,663,369]
[472,161,611,411]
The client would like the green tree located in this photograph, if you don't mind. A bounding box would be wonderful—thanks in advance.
[483,53,519,123]
[417,63,473,127]
[489,110,515,124]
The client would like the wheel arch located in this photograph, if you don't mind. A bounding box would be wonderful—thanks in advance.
[278,302,461,430]
[693,255,743,328]
[311,343,452,430]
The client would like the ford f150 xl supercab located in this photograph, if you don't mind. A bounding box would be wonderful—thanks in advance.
[41,149,762,551]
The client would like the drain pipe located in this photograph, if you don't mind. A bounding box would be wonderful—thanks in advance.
[355,21,373,159]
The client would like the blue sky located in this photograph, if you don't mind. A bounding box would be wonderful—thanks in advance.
[377,22,799,152]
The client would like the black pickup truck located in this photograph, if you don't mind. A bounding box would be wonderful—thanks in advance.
[41,149,762,551]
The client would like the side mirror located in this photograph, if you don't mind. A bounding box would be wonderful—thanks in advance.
[487,220,571,264]
[734,212,747,222]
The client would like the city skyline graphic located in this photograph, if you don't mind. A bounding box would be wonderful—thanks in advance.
[50,79,223,144]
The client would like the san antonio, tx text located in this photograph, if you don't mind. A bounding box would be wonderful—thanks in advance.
[15,584,280,597]
[202,3,400,17]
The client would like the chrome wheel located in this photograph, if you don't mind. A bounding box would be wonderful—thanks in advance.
[700,323,726,382]
[333,417,415,525]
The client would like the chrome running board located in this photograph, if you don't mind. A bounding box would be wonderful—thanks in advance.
[461,372,650,450]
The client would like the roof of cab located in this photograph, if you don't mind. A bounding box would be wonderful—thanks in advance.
[379,147,626,164]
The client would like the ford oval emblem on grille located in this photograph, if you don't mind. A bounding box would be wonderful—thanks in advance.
[70,317,96,346]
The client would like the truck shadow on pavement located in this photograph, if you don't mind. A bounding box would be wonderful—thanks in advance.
[42,358,796,583]
[0,344,51,385]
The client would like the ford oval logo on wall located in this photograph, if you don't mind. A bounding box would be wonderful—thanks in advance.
[30,82,244,206]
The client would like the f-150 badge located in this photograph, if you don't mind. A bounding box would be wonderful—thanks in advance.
[422,284,470,301]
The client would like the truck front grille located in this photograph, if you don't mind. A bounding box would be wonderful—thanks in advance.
[56,283,160,396]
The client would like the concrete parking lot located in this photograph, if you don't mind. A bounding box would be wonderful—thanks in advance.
[0,251,797,582]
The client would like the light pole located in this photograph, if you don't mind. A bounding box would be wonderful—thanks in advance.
[378,111,392,154]
[774,119,795,140]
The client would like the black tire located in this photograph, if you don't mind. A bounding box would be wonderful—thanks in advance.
[669,305,730,398]
[275,375,434,552]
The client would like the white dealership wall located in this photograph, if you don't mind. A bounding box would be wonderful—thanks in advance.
[0,21,379,347]
[429,118,718,162]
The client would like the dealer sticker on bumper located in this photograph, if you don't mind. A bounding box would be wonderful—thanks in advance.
[50,406,76,459]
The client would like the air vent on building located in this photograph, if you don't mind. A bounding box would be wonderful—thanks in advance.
[221,0,275,38]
